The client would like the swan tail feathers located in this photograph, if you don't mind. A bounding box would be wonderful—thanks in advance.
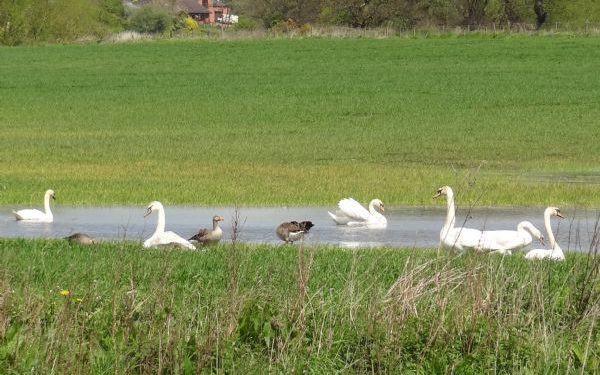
[328,211,340,223]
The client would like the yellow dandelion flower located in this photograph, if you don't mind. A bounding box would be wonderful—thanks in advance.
[75,298,83,303]
[60,289,70,297]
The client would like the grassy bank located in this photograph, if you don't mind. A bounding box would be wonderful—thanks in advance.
[0,239,598,373]
[1,37,599,206]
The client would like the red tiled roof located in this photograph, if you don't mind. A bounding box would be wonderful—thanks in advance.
[178,0,209,14]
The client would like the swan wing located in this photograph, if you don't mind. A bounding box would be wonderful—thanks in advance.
[479,230,528,251]
[145,232,196,250]
[163,231,196,250]
[443,227,484,251]
[328,211,351,225]
[13,209,51,222]
[337,198,371,222]
[328,211,350,224]
[525,249,553,260]
[143,236,159,248]
[525,246,564,260]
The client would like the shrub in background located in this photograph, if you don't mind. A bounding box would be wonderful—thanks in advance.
[0,0,126,45]
[98,0,127,31]
[234,15,258,30]
[271,18,297,33]
[0,0,28,45]
[184,15,199,32]
[44,0,105,41]
[128,5,176,35]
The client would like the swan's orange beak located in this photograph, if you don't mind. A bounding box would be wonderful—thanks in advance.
[557,212,564,219]
[433,191,442,199]
[144,207,152,217]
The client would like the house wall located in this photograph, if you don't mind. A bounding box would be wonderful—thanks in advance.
[197,0,230,25]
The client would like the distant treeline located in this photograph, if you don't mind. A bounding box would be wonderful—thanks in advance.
[233,0,600,30]
[2,0,600,45]
[0,0,126,45]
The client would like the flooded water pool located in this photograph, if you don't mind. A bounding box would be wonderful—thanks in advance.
[1,205,598,252]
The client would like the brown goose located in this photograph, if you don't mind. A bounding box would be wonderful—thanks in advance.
[64,232,96,245]
[276,221,314,244]
[189,215,224,245]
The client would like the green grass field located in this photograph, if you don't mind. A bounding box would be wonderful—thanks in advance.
[1,36,600,207]
[0,239,598,373]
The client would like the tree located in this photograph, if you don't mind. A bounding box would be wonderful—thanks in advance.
[231,0,321,28]
[128,5,176,34]
[533,0,547,28]
[455,0,489,26]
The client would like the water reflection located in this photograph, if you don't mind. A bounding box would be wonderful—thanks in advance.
[0,205,598,252]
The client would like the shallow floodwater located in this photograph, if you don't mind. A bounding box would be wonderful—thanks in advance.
[1,205,598,252]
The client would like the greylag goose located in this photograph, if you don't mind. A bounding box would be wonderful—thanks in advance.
[64,232,96,245]
[189,215,224,245]
[276,221,314,243]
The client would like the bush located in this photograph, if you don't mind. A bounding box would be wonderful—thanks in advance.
[234,15,258,30]
[271,18,297,33]
[0,0,28,46]
[128,6,175,35]
[0,0,126,45]
[183,15,198,32]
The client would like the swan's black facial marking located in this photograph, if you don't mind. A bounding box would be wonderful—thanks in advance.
[556,209,564,218]
[144,206,153,217]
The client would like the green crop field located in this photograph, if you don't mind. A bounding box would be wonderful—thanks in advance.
[0,238,598,373]
[1,36,600,207]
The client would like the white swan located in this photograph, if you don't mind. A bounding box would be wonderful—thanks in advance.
[478,221,545,254]
[434,186,485,251]
[143,201,196,250]
[12,189,56,223]
[525,207,565,261]
[328,198,387,228]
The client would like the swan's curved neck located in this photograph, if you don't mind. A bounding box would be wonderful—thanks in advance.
[44,192,53,215]
[517,221,534,240]
[368,201,384,219]
[441,190,456,237]
[154,206,166,235]
[543,209,558,250]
